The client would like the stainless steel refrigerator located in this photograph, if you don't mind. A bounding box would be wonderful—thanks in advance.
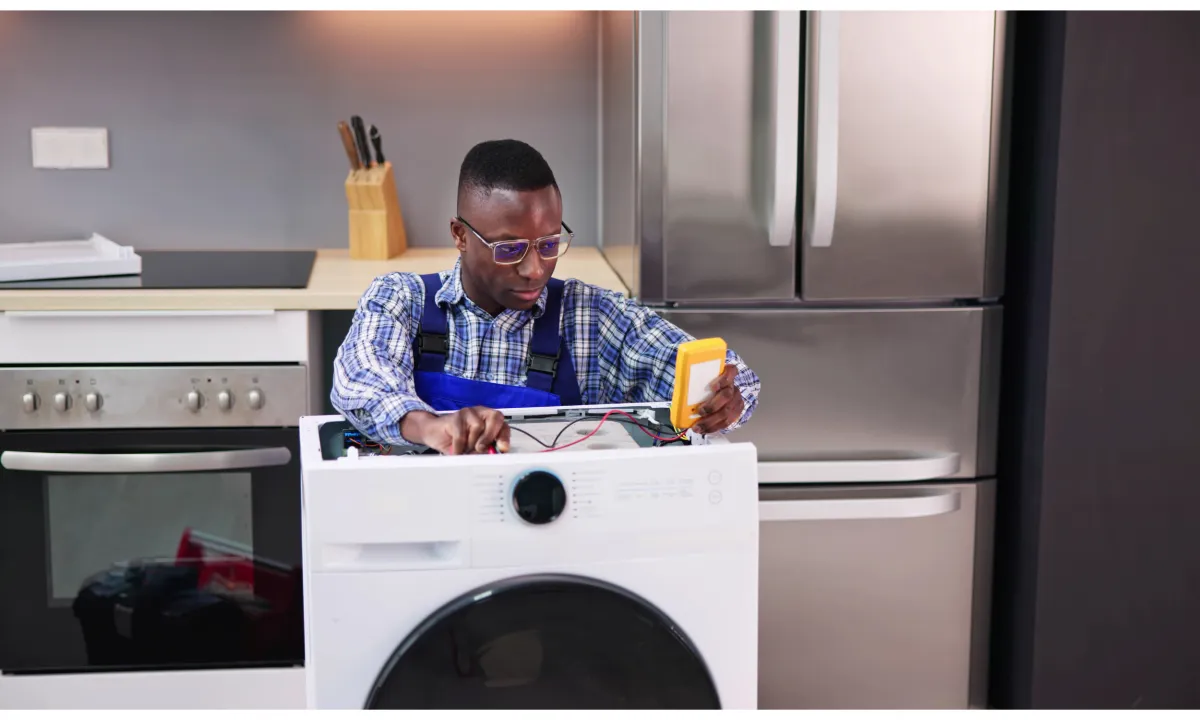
[597,10,1008,709]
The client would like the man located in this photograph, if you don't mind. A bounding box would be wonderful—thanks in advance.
[331,139,761,455]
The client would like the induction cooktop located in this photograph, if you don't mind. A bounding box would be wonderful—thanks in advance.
[0,250,317,290]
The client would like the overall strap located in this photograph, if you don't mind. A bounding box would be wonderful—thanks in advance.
[414,273,450,372]
[525,279,567,394]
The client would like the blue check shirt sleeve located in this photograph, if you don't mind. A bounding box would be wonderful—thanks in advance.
[330,274,433,444]
[575,283,761,432]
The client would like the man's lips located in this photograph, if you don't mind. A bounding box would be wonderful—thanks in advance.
[511,287,544,301]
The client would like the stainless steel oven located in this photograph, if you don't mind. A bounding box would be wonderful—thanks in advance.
[0,365,307,680]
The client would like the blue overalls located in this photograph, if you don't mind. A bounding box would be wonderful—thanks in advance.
[411,273,584,411]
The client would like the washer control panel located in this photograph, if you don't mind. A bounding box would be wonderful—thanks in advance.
[469,450,750,531]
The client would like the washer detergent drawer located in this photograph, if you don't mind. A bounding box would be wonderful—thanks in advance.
[757,480,995,709]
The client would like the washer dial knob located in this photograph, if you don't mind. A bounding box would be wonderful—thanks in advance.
[511,470,567,525]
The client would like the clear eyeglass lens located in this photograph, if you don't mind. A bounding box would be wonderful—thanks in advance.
[492,234,570,264]
[493,242,529,263]
[536,234,569,259]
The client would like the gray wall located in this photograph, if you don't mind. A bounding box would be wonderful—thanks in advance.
[0,11,598,250]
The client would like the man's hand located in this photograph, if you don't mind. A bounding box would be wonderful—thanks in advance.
[401,407,511,455]
[694,365,744,435]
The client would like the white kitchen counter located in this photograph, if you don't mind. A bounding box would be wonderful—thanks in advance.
[0,247,629,312]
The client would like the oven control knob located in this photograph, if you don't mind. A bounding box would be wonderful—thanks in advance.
[53,392,71,412]
[22,391,39,413]
[247,388,264,410]
[186,390,203,412]
[217,390,233,411]
[511,470,566,526]
[85,392,103,413]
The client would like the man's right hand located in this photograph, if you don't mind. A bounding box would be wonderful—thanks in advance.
[400,407,511,455]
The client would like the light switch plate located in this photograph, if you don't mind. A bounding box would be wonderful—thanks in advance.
[31,127,110,169]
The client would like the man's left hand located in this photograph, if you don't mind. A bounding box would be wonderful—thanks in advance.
[694,365,744,435]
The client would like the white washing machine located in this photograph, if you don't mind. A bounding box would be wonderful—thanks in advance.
[298,402,759,709]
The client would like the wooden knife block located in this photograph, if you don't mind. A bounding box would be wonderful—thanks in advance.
[345,161,408,260]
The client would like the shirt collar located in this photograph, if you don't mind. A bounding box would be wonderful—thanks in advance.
[437,257,549,319]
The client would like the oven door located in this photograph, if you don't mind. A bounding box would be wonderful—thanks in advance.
[0,427,304,675]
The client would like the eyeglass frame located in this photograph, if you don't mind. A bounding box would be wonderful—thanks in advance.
[454,215,574,265]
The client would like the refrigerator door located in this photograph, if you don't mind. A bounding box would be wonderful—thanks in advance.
[599,10,640,296]
[659,306,1002,480]
[602,11,1008,304]
[801,11,1009,302]
[623,10,801,304]
[758,479,995,709]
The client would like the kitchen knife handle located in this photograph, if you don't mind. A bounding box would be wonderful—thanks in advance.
[351,116,372,169]
[338,121,362,171]
[370,124,386,165]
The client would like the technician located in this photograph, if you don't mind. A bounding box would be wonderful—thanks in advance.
[331,139,761,455]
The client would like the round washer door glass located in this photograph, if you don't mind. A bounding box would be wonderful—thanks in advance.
[366,575,721,709]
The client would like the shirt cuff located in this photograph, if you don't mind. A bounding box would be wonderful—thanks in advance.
[360,393,436,445]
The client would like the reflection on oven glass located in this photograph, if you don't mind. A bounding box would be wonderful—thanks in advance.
[47,473,253,600]
[41,472,303,667]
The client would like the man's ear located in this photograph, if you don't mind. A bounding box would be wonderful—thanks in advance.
[449,219,468,253]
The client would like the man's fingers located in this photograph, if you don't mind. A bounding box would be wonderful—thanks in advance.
[708,364,737,392]
[696,410,731,435]
[496,421,512,453]
[446,415,468,455]
[695,393,744,435]
[462,408,489,453]
[698,384,737,417]
[477,410,508,453]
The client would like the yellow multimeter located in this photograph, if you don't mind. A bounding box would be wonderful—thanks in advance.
[670,337,728,431]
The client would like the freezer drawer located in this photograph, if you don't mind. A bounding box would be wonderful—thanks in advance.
[758,480,995,709]
[660,306,1002,480]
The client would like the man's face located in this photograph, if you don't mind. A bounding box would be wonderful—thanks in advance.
[452,185,562,315]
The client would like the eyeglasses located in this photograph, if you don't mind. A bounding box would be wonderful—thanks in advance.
[456,216,574,265]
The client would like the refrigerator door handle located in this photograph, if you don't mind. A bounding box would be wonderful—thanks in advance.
[759,488,961,522]
[767,11,802,248]
[757,451,960,484]
[803,11,840,249]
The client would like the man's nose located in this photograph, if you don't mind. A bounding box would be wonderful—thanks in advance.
[517,248,547,280]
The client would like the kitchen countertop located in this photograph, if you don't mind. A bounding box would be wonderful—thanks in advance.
[0,247,629,312]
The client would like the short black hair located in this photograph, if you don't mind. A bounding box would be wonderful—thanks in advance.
[457,139,558,207]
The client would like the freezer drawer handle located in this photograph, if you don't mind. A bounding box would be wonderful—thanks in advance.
[757,452,960,485]
[759,489,961,522]
[0,447,292,474]
[803,11,840,249]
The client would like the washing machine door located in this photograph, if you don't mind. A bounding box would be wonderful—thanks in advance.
[365,574,721,709]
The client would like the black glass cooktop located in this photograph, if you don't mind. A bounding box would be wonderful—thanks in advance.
[0,250,317,290]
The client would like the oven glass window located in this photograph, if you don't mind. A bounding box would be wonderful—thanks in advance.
[46,472,254,602]
[0,429,304,674]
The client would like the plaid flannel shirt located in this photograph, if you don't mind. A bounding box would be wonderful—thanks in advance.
[331,259,761,445]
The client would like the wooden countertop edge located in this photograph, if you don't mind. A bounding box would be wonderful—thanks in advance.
[0,247,630,312]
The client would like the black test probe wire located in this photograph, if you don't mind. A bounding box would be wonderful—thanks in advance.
[504,409,688,453]
[347,409,689,455]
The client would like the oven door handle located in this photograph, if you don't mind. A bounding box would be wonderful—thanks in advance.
[0,447,292,474]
